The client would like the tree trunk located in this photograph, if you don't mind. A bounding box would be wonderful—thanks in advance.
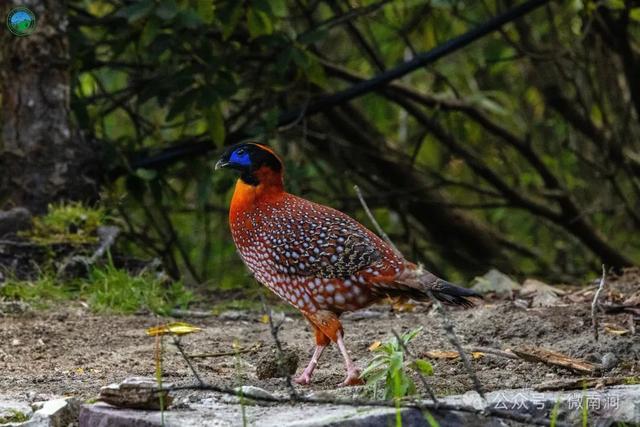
[0,0,100,214]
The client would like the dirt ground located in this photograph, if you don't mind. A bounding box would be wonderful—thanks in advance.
[1,270,639,403]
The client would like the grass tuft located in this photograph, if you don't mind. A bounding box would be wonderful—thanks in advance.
[1,261,193,315]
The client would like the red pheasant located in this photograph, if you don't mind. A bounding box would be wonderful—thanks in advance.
[216,142,480,385]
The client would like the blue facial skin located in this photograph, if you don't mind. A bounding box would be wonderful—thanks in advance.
[229,149,252,168]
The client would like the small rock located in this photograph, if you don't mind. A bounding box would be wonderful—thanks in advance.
[28,398,80,427]
[218,310,249,321]
[601,352,618,371]
[99,377,173,410]
[471,269,520,297]
[255,347,299,380]
[234,386,275,400]
[11,339,21,346]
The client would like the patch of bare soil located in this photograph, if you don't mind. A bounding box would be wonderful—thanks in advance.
[0,270,638,402]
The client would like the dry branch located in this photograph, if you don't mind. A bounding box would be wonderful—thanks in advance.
[511,346,599,374]
[591,265,607,342]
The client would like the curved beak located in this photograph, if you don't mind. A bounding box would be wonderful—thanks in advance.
[214,159,229,170]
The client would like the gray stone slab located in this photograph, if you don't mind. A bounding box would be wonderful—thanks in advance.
[74,384,640,427]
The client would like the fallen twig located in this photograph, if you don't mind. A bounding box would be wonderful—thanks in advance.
[511,346,599,374]
[591,265,606,342]
[463,346,519,360]
[429,293,486,400]
[391,329,438,403]
[171,336,204,386]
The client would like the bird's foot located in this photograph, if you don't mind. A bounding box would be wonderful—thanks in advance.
[340,367,364,387]
[294,372,312,385]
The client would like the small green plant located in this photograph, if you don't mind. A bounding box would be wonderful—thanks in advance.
[24,202,107,244]
[361,327,434,400]
[549,398,561,427]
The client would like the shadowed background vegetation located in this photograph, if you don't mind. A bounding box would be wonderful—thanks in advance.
[2,0,639,305]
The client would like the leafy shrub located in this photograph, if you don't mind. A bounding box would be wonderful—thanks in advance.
[24,202,107,244]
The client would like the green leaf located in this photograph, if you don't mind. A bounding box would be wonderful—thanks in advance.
[219,2,243,39]
[140,17,160,46]
[135,168,158,181]
[411,359,434,376]
[155,0,178,20]
[267,0,287,17]
[247,9,273,38]
[630,8,640,22]
[122,0,154,23]
[176,9,203,29]
[401,326,422,345]
[197,0,214,24]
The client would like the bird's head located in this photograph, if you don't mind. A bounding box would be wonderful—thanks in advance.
[215,142,283,187]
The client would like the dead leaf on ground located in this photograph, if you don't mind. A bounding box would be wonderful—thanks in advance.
[145,322,202,337]
[368,341,381,351]
[603,323,629,336]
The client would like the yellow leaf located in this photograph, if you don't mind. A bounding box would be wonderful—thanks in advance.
[471,352,485,360]
[145,322,202,336]
[260,314,270,324]
[76,367,85,375]
[368,341,381,351]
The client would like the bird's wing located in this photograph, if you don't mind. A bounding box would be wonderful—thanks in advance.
[269,195,389,279]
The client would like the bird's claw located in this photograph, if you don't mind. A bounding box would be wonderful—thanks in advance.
[340,368,364,387]
[294,373,312,385]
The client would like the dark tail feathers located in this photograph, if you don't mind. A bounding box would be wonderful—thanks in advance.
[430,279,482,308]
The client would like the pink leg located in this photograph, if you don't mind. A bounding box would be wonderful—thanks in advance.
[336,332,363,386]
[294,344,326,385]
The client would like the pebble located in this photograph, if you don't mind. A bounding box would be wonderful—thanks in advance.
[601,352,618,371]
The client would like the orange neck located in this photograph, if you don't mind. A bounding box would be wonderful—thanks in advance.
[229,166,285,221]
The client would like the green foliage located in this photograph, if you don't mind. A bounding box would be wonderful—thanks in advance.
[0,261,193,315]
[0,275,75,306]
[361,327,433,400]
[83,260,193,314]
[24,202,107,244]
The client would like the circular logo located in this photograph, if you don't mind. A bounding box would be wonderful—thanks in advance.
[7,7,37,36]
